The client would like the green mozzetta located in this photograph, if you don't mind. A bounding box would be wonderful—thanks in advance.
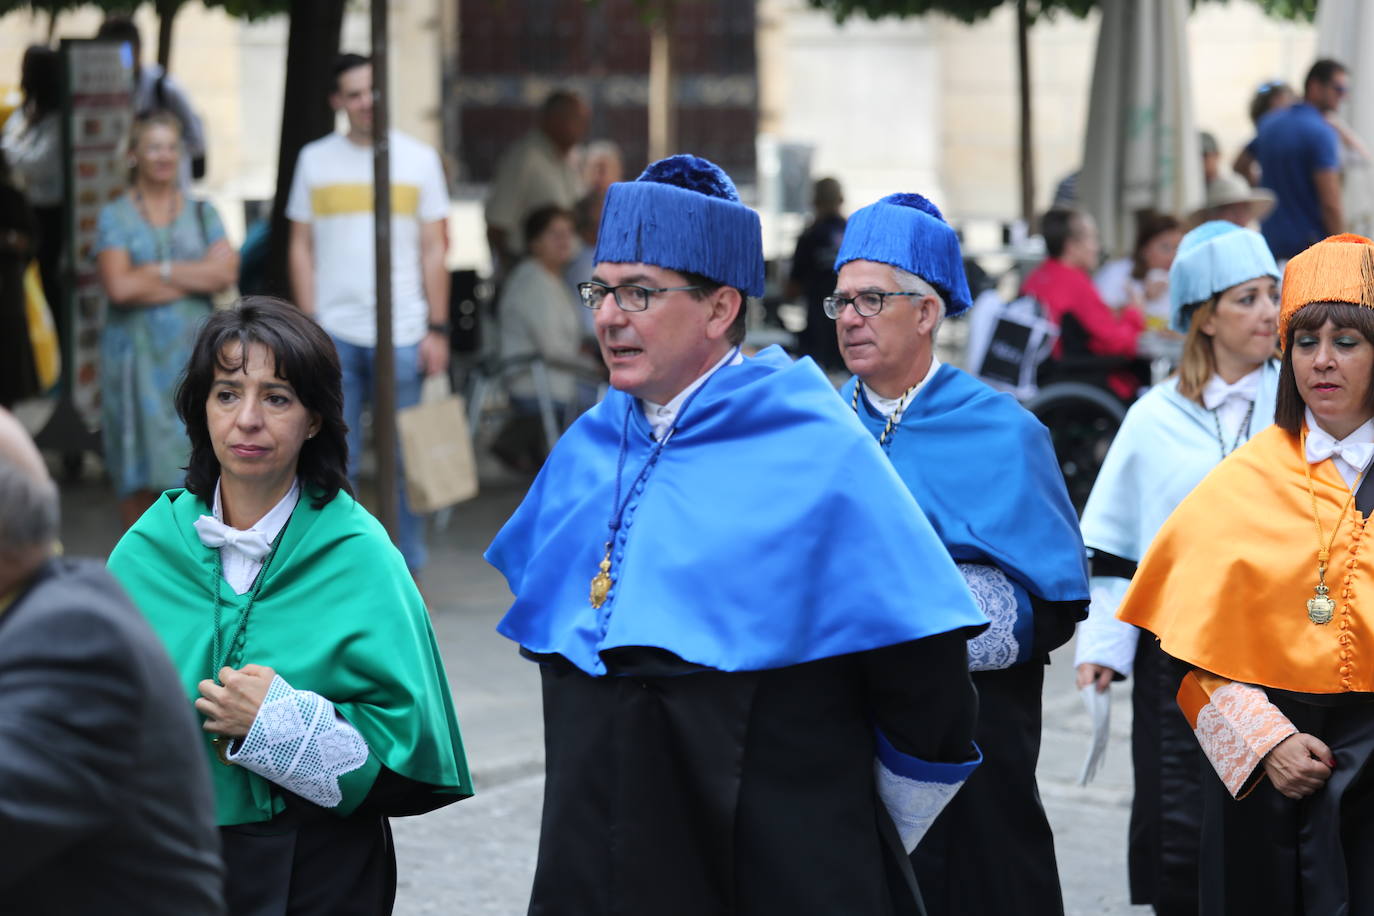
[108,487,473,826]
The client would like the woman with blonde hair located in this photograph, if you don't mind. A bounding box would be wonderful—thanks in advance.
[96,112,237,527]
[1074,219,1280,915]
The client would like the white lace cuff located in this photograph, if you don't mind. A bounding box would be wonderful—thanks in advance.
[226,674,370,808]
[959,563,1028,671]
[1192,682,1296,798]
[874,729,981,853]
[1073,576,1139,676]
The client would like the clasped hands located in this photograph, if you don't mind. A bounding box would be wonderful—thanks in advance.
[195,664,276,738]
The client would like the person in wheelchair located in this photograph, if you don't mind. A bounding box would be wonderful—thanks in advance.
[1024,208,1151,402]
[1074,220,1280,914]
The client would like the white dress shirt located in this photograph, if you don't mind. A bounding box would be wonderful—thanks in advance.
[864,356,943,418]
[198,479,301,595]
[641,347,744,441]
[1305,407,1374,490]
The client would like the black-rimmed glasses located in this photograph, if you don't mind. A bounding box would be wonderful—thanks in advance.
[577,281,703,312]
[822,290,923,319]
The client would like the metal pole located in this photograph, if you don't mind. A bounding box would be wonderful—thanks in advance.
[372,0,398,541]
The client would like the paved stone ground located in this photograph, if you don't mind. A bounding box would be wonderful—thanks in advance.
[45,442,1152,916]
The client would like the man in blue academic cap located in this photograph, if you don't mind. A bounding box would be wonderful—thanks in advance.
[487,157,988,915]
[832,193,1091,916]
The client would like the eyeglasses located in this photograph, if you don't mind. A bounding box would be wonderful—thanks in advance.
[577,282,703,312]
[822,290,924,319]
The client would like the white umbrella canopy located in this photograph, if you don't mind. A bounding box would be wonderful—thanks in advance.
[1316,0,1374,237]
[1078,0,1205,257]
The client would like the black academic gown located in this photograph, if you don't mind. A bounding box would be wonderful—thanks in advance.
[1198,691,1374,916]
[1127,637,1204,916]
[910,598,1085,916]
[526,632,979,916]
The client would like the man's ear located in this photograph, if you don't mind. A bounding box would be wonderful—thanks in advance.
[706,287,744,341]
[915,296,942,336]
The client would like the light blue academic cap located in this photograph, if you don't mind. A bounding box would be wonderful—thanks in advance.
[1168,220,1279,333]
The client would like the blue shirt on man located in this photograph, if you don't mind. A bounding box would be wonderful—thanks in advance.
[1248,102,1340,260]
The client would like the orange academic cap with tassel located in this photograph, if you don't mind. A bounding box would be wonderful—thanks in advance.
[1279,233,1374,346]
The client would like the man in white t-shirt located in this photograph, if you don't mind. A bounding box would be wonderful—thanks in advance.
[287,53,450,575]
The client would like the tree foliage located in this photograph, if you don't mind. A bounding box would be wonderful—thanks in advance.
[805,0,1094,25]
[806,0,1317,24]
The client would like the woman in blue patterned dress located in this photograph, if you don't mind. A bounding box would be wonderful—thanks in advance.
[96,112,237,527]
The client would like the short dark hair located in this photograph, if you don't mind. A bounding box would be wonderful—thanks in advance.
[96,16,140,51]
[541,89,583,119]
[332,53,371,93]
[1041,208,1082,260]
[1275,302,1374,435]
[1131,210,1181,281]
[680,270,748,347]
[175,297,351,508]
[20,46,60,117]
[523,204,574,251]
[1305,59,1347,94]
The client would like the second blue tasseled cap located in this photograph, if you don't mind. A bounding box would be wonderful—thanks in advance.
[834,192,973,317]
[593,154,765,297]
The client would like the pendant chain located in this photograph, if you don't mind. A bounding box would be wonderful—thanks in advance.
[1208,400,1255,460]
[851,380,919,450]
[589,348,739,608]
[208,529,285,678]
[1300,429,1363,624]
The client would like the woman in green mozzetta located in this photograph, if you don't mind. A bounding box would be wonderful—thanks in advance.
[108,296,472,914]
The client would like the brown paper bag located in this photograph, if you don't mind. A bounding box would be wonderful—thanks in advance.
[398,375,479,513]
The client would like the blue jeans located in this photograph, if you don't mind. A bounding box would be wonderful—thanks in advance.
[331,336,426,571]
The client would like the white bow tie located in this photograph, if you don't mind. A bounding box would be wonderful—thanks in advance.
[1305,428,1374,472]
[193,515,272,561]
[1202,374,1259,411]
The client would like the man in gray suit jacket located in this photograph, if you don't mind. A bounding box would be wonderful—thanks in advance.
[0,408,225,914]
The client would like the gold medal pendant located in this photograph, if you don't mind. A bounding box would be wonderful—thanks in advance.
[212,735,236,766]
[589,551,613,609]
[1308,583,1336,625]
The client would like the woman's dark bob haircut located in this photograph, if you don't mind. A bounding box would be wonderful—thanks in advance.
[1276,301,1374,435]
[175,296,351,507]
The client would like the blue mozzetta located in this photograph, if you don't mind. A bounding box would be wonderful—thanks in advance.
[834,192,974,316]
[486,346,988,677]
[840,365,1090,606]
[593,154,766,297]
[1168,220,1279,333]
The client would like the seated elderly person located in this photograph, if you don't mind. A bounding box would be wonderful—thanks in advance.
[493,204,602,472]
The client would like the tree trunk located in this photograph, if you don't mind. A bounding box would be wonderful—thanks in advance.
[156,0,178,72]
[1016,0,1035,230]
[648,5,676,161]
[371,0,398,542]
[264,0,346,297]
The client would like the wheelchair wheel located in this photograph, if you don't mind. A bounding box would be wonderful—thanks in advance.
[1024,382,1126,514]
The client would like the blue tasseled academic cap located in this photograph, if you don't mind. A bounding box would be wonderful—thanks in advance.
[593,154,766,297]
[1168,220,1279,333]
[833,192,973,317]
